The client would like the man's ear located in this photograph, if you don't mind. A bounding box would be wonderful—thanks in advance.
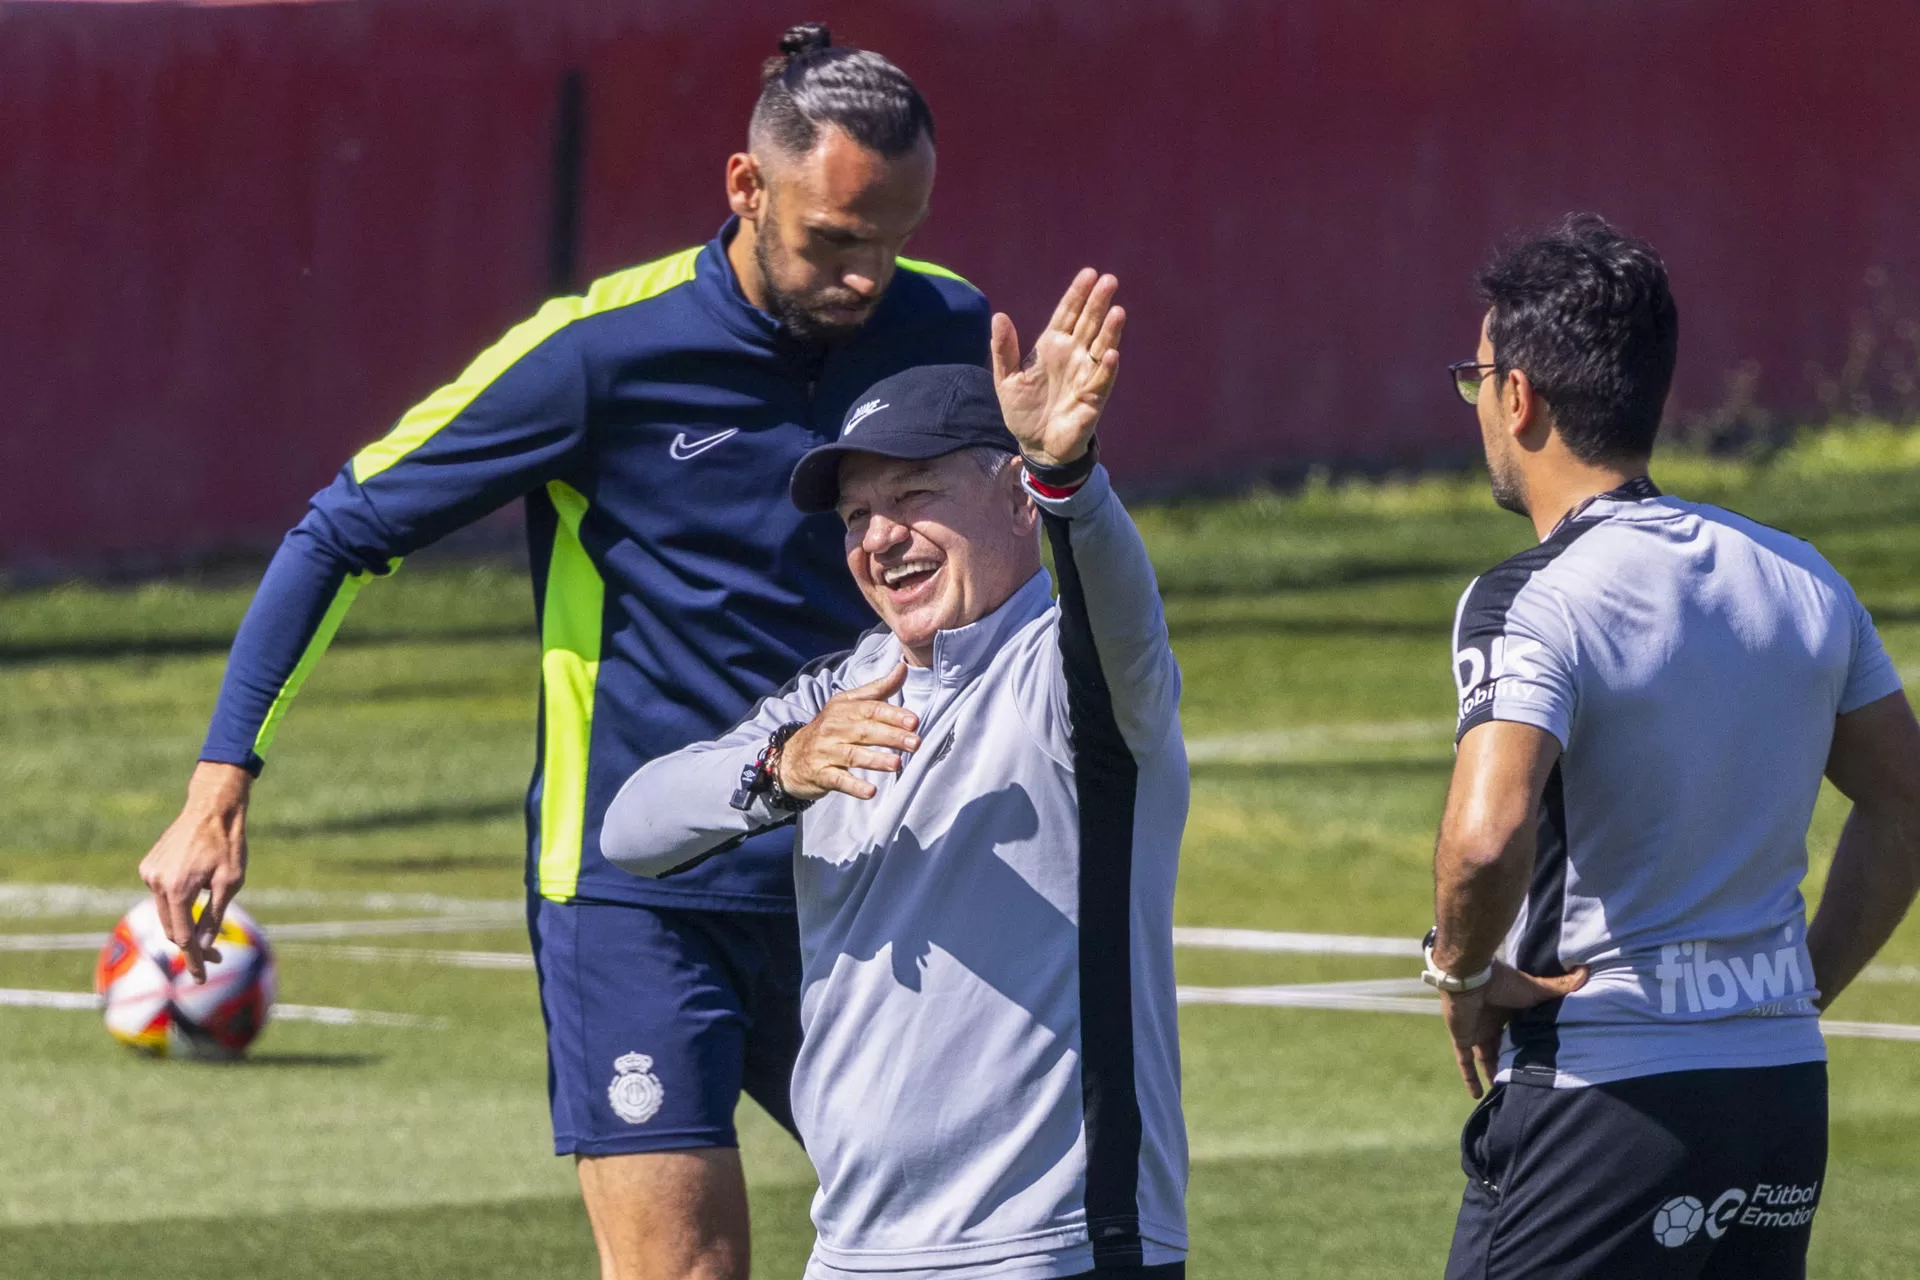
[1504,368,1545,443]
[1006,463,1040,535]
[726,152,765,222]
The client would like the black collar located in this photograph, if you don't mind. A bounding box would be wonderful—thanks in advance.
[1549,474,1661,537]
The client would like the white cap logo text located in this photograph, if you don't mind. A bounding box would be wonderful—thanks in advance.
[843,400,888,437]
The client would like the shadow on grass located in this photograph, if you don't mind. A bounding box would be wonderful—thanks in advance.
[328,678,530,705]
[0,1192,607,1280]
[258,800,523,837]
[229,1052,385,1069]
[1853,602,1920,624]
[0,1187,816,1279]
[1192,759,1451,781]
[1169,616,1443,640]
[1157,558,1478,600]
[0,625,535,667]
[335,853,517,874]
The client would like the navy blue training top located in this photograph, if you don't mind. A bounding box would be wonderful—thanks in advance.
[200,220,990,910]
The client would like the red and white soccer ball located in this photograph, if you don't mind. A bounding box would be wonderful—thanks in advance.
[93,898,276,1059]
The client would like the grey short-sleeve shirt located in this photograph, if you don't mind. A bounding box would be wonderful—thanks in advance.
[1450,482,1902,1087]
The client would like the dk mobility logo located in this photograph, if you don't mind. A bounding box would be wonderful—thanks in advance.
[1453,634,1545,719]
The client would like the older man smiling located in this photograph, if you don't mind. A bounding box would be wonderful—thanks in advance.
[602,270,1189,1280]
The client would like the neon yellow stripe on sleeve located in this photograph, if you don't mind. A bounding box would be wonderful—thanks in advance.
[535,480,605,902]
[250,561,396,762]
[896,256,977,289]
[350,247,702,484]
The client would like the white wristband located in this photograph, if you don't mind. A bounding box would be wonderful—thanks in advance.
[1421,934,1493,993]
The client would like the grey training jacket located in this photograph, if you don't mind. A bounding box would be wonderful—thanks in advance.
[603,466,1189,1277]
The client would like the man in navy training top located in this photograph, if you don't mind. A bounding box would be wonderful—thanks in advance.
[136,24,988,1280]
[1426,214,1920,1279]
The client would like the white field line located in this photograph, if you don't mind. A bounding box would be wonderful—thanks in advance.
[278,943,534,970]
[1184,720,1452,763]
[1179,977,1435,1014]
[256,913,521,939]
[272,1004,448,1030]
[1862,964,1920,985]
[1172,928,1920,985]
[0,932,141,954]
[1819,1019,1920,1043]
[1266,977,1432,996]
[0,988,443,1029]
[0,912,523,954]
[281,943,1372,978]
[4,923,1409,961]
[12,976,1917,1044]
[0,988,98,1011]
[1173,926,1419,957]
[10,915,1913,986]
[1177,979,1920,1042]
[1178,986,1439,1015]
[0,884,521,920]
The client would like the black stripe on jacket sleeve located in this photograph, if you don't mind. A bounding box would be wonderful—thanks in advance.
[1043,510,1145,1269]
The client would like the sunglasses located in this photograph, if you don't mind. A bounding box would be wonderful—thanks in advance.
[1447,359,1498,406]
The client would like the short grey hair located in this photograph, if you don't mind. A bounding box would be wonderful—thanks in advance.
[967,446,1020,481]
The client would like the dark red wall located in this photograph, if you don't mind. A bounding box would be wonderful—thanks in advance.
[5,0,1918,567]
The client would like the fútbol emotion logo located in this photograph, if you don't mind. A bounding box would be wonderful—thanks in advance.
[1652,1182,1819,1248]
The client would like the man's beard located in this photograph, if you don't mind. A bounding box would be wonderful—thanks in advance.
[754,232,870,351]
[1488,453,1529,517]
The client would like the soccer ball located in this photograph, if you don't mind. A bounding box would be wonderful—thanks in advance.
[93,898,276,1059]
[1651,1195,1705,1248]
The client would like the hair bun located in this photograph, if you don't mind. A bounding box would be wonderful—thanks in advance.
[779,23,832,59]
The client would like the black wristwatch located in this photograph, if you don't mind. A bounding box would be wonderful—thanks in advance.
[1022,436,1100,489]
[729,723,812,814]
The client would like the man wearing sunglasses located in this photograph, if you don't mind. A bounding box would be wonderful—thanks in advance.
[1427,214,1920,1278]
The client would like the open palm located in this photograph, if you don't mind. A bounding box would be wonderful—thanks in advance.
[990,268,1126,468]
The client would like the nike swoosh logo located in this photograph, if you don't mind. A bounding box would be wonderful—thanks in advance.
[842,400,888,436]
[669,428,739,461]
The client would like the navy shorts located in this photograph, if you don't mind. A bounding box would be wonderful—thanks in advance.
[1445,1062,1827,1280]
[528,894,804,1158]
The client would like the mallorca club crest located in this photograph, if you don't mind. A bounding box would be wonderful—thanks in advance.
[608,1051,665,1125]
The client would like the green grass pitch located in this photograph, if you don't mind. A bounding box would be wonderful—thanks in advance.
[4,426,1920,1277]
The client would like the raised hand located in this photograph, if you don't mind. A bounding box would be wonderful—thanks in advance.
[775,663,920,802]
[989,268,1126,468]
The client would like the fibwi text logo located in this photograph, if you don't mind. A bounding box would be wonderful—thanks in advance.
[1652,933,1809,1015]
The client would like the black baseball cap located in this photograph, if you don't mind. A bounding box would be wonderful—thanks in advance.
[789,363,1019,514]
